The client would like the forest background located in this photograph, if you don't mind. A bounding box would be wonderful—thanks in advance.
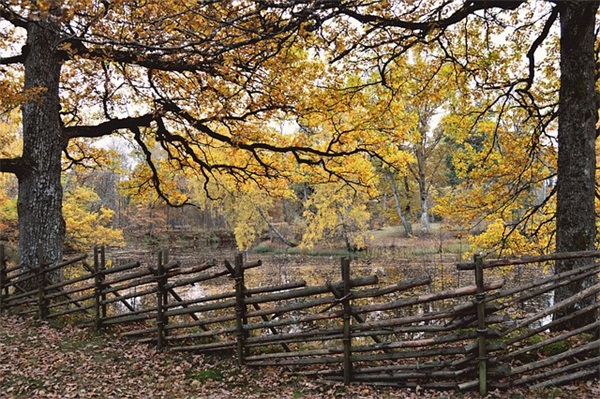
[0,46,555,261]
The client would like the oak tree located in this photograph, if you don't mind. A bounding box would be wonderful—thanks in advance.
[0,1,369,270]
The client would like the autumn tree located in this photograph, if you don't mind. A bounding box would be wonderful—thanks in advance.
[435,110,557,257]
[260,0,598,328]
[120,91,382,251]
[368,52,457,235]
[0,1,379,271]
[1,1,598,329]
[63,185,125,251]
[0,110,20,243]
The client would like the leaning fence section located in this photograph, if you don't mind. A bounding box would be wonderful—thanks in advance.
[458,252,600,394]
[0,249,90,321]
[0,244,599,394]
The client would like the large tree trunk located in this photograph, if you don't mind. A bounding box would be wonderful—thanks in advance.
[18,20,66,272]
[553,2,599,330]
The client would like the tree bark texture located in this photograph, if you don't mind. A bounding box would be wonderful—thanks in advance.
[554,1,599,328]
[18,20,66,271]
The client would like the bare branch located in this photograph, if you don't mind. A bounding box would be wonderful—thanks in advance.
[64,114,155,139]
[0,157,25,177]
[0,3,28,29]
[130,125,190,208]
[0,52,26,65]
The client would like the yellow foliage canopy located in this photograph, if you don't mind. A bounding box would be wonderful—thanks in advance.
[63,186,125,251]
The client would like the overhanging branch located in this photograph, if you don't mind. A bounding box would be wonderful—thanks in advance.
[0,4,28,29]
[0,52,26,65]
[64,114,155,139]
[161,100,373,161]
[0,157,25,177]
[337,0,526,34]
[130,125,191,208]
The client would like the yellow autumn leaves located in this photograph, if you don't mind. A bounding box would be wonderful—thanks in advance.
[0,0,575,259]
[63,186,125,251]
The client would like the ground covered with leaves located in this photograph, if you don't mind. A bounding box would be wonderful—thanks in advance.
[0,314,598,399]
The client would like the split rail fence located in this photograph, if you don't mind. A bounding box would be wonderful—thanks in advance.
[0,244,599,395]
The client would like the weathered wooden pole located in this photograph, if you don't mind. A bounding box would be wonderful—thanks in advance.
[341,257,353,384]
[93,246,102,331]
[223,259,290,352]
[37,247,49,320]
[100,246,107,320]
[234,253,247,365]
[162,249,170,342]
[0,244,6,313]
[474,254,488,396]
[155,249,168,350]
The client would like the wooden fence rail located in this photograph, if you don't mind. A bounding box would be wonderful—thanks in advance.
[0,244,599,395]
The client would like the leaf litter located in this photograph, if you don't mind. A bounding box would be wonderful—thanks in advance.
[1,314,598,399]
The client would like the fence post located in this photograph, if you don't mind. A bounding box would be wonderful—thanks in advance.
[0,244,5,313]
[474,254,488,396]
[162,249,169,343]
[341,257,353,384]
[155,249,168,351]
[100,246,107,320]
[234,252,247,365]
[37,248,49,320]
[93,246,104,331]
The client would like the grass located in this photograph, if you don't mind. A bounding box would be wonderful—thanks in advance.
[187,368,225,383]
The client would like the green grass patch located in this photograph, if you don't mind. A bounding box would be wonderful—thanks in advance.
[59,338,101,352]
[252,243,272,253]
[540,339,572,357]
[187,368,225,383]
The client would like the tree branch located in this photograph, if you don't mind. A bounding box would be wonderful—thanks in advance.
[519,6,559,93]
[0,4,28,29]
[130,125,191,208]
[160,100,373,161]
[62,141,103,171]
[257,207,299,247]
[0,157,25,177]
[0,51,26,65]
[335,0,526,35]
[64,114,155,139]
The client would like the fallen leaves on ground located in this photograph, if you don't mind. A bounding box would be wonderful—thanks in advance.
[1,314,598,399]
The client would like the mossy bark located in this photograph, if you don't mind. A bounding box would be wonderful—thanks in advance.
[17,19,66,274]
[554,2,599,330]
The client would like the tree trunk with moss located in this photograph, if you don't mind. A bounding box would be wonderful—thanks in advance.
[17,20,66,273]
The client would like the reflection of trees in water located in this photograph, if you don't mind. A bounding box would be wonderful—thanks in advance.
[105,245,558,322]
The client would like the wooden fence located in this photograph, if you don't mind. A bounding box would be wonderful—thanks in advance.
[0,244,599,395]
